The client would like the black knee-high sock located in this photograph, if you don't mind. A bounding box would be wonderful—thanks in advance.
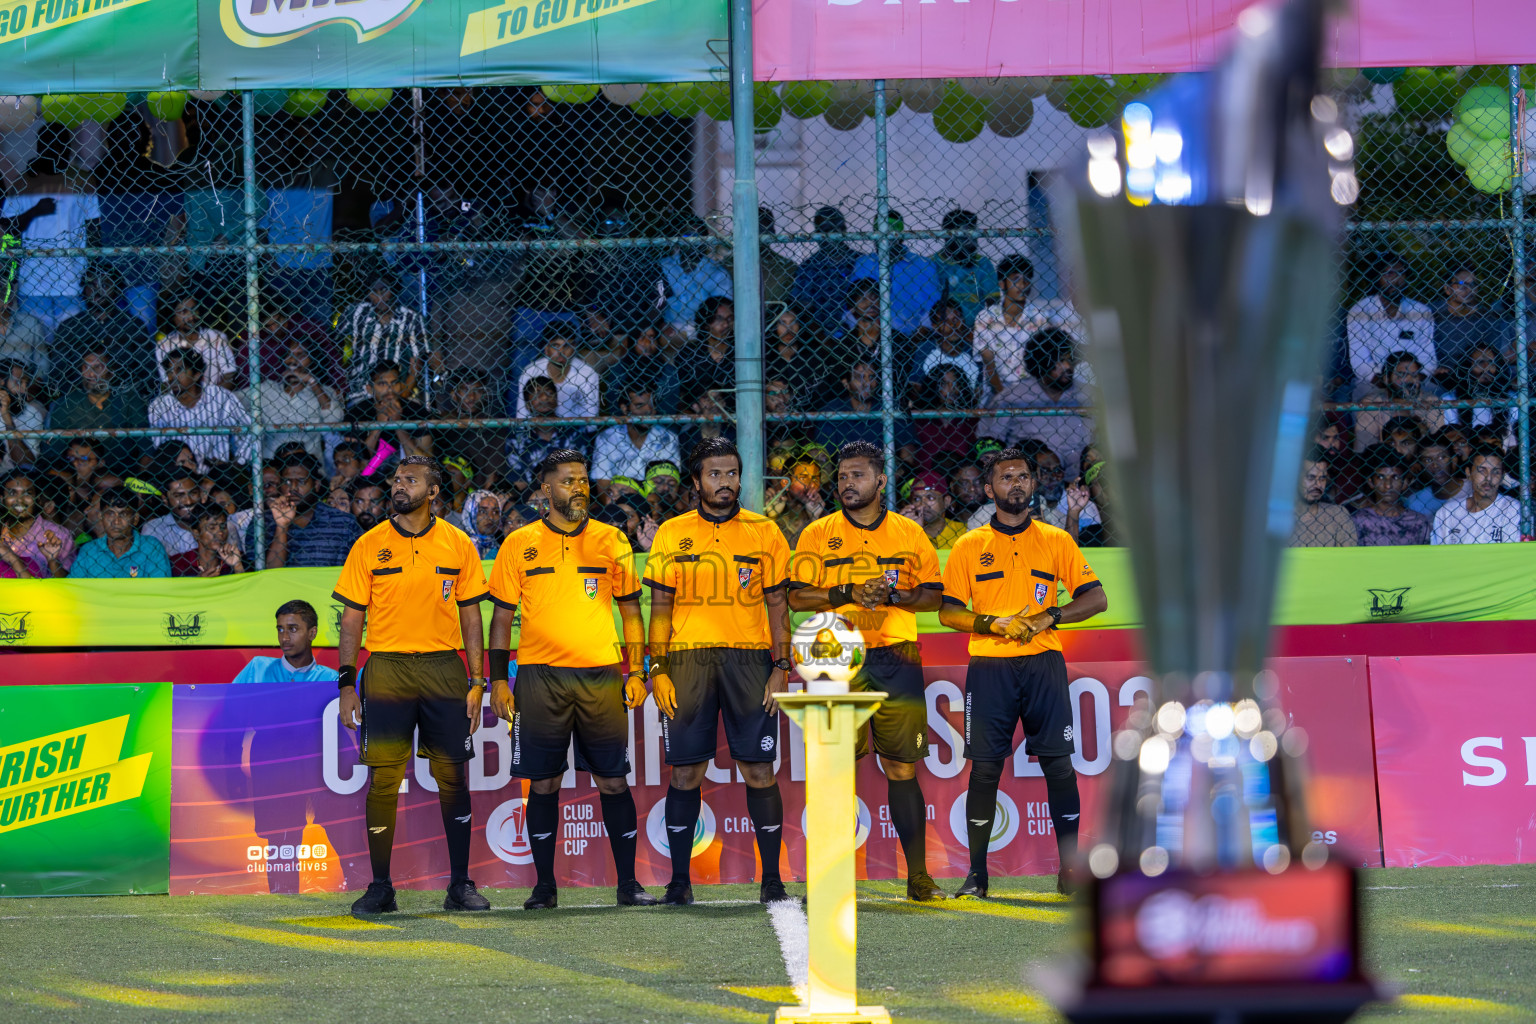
[887,777,928,879]
[745,782,784,883]
[965,760,1004,876]
[1039,754,1082,866]
[365,762,408,884]
[526,789,559,886]
[665,785,701,883]
[430,760,472,885]
[600,789,640,884]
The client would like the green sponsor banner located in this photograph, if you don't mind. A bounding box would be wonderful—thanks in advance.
[0,683,171,896]
[1,0,197,94]
[0,546,1532,649]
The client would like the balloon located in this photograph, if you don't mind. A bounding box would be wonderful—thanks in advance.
[1465,139,1514,193]
[254,90,288,116]
[897,79,946,114]
[284,90,328,118]
[346,88,394,113]
[0,96,37,133]
[147,92,187,121]
[1446,121,1479,166]
[1323,68,1362,92]
[1457,85,1511,141]
[189,91,227,103]
[988,96,1034,138]
[1461,65,1508,88]
[1393,67,1459,121]
[1044,77,1077,111]
[541,84,600,104]
[658,82,702,118]
[1361,67,1404,85]
[630,85,668,116]
[1062,76,1122,128]
[960,77,1009,103]
[782,81,834,119]
[932,82,987,143]
[1114,73,1167,97]
[601,83,647,106]
[754,83,782,133]
[79,94,127,124]
[694,81,732,121]
[822,101,866,132]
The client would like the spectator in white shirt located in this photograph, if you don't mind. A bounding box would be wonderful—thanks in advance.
[515,321,599,420]
[155,295,237,389]
[245,337,344,461]
[1,184,100,335]
[140,464,202,558]
[590,382,679,492]
[1346,252,1436,392]
[975,254,1082,400]
[1431,445,1522,544]
[149,347,254,468]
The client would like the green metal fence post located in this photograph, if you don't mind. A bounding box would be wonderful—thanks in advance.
[243,91,266,568]
[1512,65,1532,535]
[730,0,765,511]
[873,79,897,507]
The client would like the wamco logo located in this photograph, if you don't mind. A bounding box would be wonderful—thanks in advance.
[1366,587,1410,619]
[223,0,425,47]
[163,612,208,642]
[0,611,30,644]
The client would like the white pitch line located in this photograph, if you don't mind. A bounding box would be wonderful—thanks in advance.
[0,897,764,922]
[766,899,809,1003]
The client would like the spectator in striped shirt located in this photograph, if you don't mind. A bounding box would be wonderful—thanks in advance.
[343,277,437,405]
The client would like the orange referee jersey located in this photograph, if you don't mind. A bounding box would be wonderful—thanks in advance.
[487,517,641,668]
[643,506,791,650]
[790,508,942,648]
[332,516,489,653]
[941,515,1101,658]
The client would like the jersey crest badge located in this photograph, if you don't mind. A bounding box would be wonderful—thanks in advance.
[679,536,694,552]
[1035,582,1049,605]
[376,547,393,563]
[827,536,843,550]
[884,567,899,586]
[738,566,753,589]
[585,578,599,600]
[522,546,537,561]
[442,580,453,601]
[979,551,995,568]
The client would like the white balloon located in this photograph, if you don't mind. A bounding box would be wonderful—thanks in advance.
[829,79,870,109]
[988,96,1034,137]
[601,83,647,106]
[189,91,227,103]
[1004,77,1051,100]
[0,96,38,133]
[897,78,946,114]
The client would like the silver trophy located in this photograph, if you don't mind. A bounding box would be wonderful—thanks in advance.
[1046,0,1380,1017]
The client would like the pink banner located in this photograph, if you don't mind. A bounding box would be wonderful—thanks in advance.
[1370,654,1536,868]
[170,655,1378,895]
[753,0,1536,82]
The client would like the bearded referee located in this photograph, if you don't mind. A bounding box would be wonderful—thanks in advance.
[937,447,1107,897]
[334,455,491,914]
[486,450,658,910]
[646,438,795,905]
[788,441,947,901]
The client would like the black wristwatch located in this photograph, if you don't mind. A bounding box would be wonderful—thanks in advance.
[1045,606,1063,628]
[886,585,901,607]
[772,657,795,673]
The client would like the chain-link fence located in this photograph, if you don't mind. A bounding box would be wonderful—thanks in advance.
[0,68,1530,579]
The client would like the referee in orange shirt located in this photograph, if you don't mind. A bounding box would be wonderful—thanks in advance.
[486,450,658,910]
[789,441,948,901]
[937,447,1108,897]
[333,455,492,914]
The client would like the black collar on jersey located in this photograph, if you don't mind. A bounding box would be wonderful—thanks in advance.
[698,503,740,525]
[389,514,437,539]
[989,513,1034,536]
[841,507,887,532]
[541,515,590,537]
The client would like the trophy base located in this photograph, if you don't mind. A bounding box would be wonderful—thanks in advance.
[773,1006,892,1024]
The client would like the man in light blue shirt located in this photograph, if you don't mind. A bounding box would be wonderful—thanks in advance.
[850,210,943,336]
[231,599,337,684]
[69,487,171,579]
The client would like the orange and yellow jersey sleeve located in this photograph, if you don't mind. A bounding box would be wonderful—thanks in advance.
[488,517,639,668]
[643,507,790,650]
[789,509,943,648]
[941,516,1101,658]
[331,517,489,653]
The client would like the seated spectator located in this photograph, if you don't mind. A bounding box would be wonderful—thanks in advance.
[505,377,590,493]
[677,388,737,466]
[248,337,344,462]
[345,360,431,460]
[578,307,628,376]
[248,452,363,568]
[850,210,941,336]
[610,318,679,415]
[644,459,685,521]
[591,382,680,491]
[978,327,1093,477]
[677,296,736,410]
[975,255,1084,400]
[45,349,149,471]
[69,486,171,579]
[1380,415,1426,465]
[142,463,202,557]
[1350,447,1431,546]
[766,456,828,545]
[502,502,541,534]
[950,462,988,523]
[1346,252,1437,389]
[913,364,978,469]
[349,474,388,532]
[0,293,48,379]
[933,209,997,325]
[332,438,368,490]
[149,348,255,469]
[908,298,983,397]
[229,462,277,546]
[514,321,599,420]
[1432,444,1521,544]
[54,438,125,507]
[1354,351,1444,451]
[817,359,917,462]
[51,269,152,389]
[1404,430,1468,517]
[431,370,506,483]
[1290,449,1358,547]
[1434,266,1510,379]
[253,301,341,394]
[1312,413,1364,502]
[828,279,885,372]
[660,229,733,331]
[1443,343,1515,441]
[156,294,238,390]
[0,469,74,577]
[0,359,45,471]
[460,489,503,559]
[764,305,826,409]
[790,205,858,335]
[230,600,337,684]
[171,502,245,576]
[765,375,815,448]
[897,471,966,548]
[344,276,435,404]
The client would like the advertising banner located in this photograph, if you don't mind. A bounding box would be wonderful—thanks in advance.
[1370,653,1536,868]
[169,656,1377,895]
[4,546,1533,648]
[0,683,171,896]
[753,0,1536,82]
[1,0,197,94]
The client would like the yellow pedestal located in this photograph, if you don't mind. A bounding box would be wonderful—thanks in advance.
[772,692,892,1024]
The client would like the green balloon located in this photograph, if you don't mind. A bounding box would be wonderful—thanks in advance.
[284,90,328,118]
[659,82,701,118]
[1394,67,1459,121]
[147,91,187,121]
[1462,65,1509,88]
[932,82,987,143]
[1446,121,1479,166]
[542,84,600,104]
[346,88,395,113]
[782,81,834,119]
[754,84,783,133]
[1362,67,1404,84]
[1457,85,1511,140]
[630,86,668,116]
[1465,139,1514,193]
[40,95,83,129]
[1062,76,1122,128]
[696,81,732,122]
[254,90,288,117]
[1114,73,1166,97]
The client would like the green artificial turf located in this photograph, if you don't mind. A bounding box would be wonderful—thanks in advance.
[1,866,1532,1023]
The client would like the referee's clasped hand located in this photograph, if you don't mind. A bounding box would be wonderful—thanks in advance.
[489,679,515,723]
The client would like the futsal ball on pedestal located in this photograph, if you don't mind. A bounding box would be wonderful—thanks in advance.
[792,613,866,693]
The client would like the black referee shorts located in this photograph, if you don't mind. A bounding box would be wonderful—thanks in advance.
[359,650,474,766]
[511,663,631,781]
[851,641,928,764]
[963,650,1074,762]
[662,647,776,766]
